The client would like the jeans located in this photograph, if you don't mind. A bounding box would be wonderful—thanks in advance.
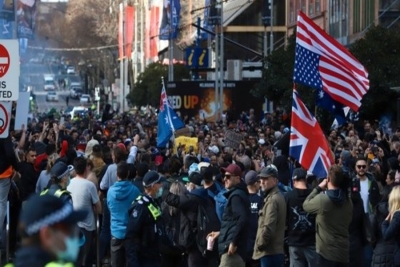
[78,228,95,267]
[99,198,111,262]
[0,178,10,239]
[111,237,126,267]
[289,245,318,267]
[317,254,349,267]
[260,254,284,267]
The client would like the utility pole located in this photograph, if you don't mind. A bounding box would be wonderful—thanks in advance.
[218,1,224,121]
[270,0,274,54]
[214,8,219,122]
[119,3,124,113]
[168,1,174,81]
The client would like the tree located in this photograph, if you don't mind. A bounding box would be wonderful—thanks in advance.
[253,25,400,129]
[349,26,400,120]
[127,62,191,106]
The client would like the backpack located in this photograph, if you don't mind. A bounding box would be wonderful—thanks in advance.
[196,198,221,257]
[207,182,227,222]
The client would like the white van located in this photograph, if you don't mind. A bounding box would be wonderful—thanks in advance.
[69,106,88,119]
[43,75,55,91]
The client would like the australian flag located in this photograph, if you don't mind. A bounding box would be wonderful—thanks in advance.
[289,89,333,178]
[157,85,185,147]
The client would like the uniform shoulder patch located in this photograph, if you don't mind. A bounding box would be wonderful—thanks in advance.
[132,209,138,217]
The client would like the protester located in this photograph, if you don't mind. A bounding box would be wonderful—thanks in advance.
[303,165,353,266]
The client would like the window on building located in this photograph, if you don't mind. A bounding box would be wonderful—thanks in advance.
[316,0,321,13]
[301,0,306,12]
[309,0,314,15]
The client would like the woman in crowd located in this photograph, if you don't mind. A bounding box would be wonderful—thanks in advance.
[382,186,400,266]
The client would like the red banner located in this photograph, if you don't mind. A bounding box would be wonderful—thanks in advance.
[118,6,123,59]
[125,6,134,59]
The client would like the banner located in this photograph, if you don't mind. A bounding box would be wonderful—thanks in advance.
[0,0,15,21]
[125,6,134,58]
[159,0,180,40]
[17,0,36,39]
[166,81,263,122]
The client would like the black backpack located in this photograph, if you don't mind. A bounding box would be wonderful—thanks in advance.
[196,197,221,257]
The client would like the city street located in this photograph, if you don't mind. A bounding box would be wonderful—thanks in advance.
[21,61,83,113]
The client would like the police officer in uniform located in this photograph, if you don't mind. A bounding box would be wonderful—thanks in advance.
[125,171,166,267]
[40,162,74,203]
[6,194,87,267]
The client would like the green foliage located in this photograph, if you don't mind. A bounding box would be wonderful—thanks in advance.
[127,62,191,106]
[253,25,400,128]
[349,26,400,120]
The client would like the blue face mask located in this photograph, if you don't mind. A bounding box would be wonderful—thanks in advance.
[156,186,163,198]
[57,236,80,262]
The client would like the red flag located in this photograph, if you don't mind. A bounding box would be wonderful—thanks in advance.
[294,11,369,112]
[289,88,333,178]
[125,6,135,58]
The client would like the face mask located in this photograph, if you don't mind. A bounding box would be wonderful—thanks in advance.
[156,186,163,198]
[57,236,80,262]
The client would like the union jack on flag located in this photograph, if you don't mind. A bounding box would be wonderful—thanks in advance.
[289,89,333,178]
[294,11,369,112]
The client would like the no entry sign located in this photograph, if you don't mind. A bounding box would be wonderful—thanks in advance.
[0,40,19,101]
[0,101,11,138]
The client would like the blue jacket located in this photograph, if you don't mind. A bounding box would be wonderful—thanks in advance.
[107,180,140,239]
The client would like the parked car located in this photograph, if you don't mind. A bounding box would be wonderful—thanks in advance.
[80,94,91,105]
[46,91,59,102]
[67,66,75,74]
[69,87,83,99]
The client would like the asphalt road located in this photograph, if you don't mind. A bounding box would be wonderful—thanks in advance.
[21,61,83,113]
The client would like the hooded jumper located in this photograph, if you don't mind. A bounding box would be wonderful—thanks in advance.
[303,187,353,263]
[107,181,140,239]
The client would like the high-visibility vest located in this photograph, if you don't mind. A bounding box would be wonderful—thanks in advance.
[134,195,161,221]
[40,188,70,198]
[0,166,13,179]
[5,262,74,267]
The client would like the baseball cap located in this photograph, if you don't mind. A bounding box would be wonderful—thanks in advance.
[292,168,307,180]
[188,163,199,176]
[208,145,219,154]
[245,170,259,185]
[51,162,74,180]
[143,171,165,187]
[258,164,278,178]
[116,143,127,153]
[221,164,242,176]
[20,194,87,236]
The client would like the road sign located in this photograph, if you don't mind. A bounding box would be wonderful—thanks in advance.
[0,101,11,138]
[0,40,19,101]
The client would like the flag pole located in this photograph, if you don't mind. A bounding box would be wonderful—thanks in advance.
[161,77,176,145]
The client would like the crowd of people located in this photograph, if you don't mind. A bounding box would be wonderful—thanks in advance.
[0,106,400,267]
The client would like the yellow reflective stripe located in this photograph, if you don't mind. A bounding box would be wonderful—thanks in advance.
[147,203,161,220]
[4,263,14,267]
[45,262,74,267]
[40,189,49,196]
[54,189,68,198]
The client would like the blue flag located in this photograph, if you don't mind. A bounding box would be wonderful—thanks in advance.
[157,85,185,147]
[315,88,346,125]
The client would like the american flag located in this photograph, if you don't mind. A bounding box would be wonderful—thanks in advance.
[289,89,333,178]
[294,11,369,112]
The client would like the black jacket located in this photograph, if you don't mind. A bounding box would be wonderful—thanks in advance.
[18,161,39,201]
[352,173,381,213]
[284,188,316,246]
[218,181,250,261]
[42,184,72,204]
[381,211,400,265]
[125,194,163,266]
[372,201,395,267]
[0,136,18,174]
[13,246,55,267]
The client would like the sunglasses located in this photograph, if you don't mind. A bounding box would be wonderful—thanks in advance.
[224,174,235,179]
[357,165,367,169]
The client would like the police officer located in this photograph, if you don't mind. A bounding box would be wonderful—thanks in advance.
[125,170,166,267]
[40,162,73,204]
[6,194,87,267]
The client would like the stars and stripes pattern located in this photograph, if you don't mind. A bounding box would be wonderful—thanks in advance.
[289,89,333,178]
[294,11,369,112]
